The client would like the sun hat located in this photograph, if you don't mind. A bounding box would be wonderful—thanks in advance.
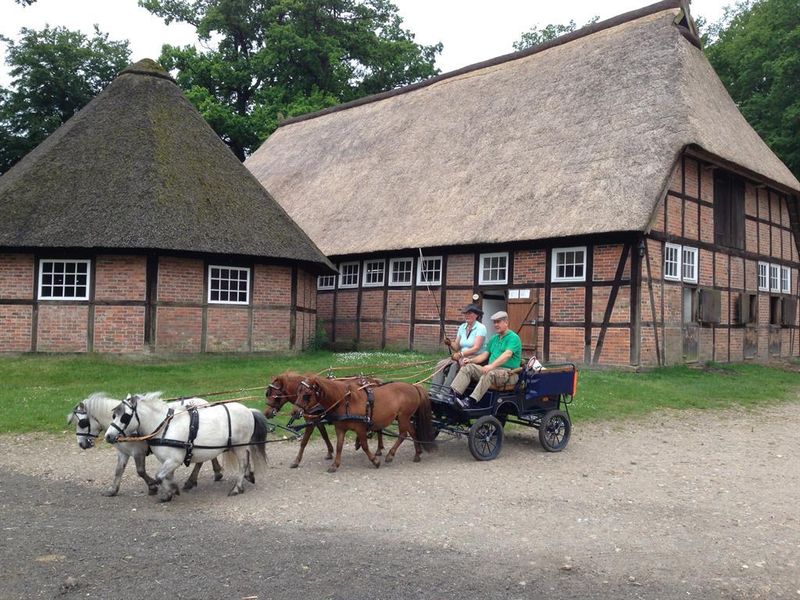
[461,303,484,317]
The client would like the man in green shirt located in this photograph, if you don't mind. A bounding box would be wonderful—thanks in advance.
[451,310,522,408]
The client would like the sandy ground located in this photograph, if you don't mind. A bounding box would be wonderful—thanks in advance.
[1,402,799,599]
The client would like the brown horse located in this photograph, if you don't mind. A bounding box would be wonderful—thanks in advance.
[265,372,384,469]
[296,376,436,473]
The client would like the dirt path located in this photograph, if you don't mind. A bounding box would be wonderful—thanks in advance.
[1,402,799,599]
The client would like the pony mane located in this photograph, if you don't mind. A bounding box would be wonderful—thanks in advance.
[136,391,166,405]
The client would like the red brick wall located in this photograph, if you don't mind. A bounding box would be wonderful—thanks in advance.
[550,287,584,323]
[0,254,34,299]
[413,324,440,352]
[156,307,202,352]
[95,255,146,301]
[94,306,145,353]
[549,328,584,362]
[207,306,250,352]
[593,245,629,281]
[157,257,203,303]
[446,254,474,286]
[0,305,32,351]
[513,250,545,284]
[253,308,292,351]
[253,264,292,305]
[37,305,88,352]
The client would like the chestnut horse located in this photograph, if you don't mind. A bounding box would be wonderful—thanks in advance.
[296,376,436,473]
[265,372,385,469]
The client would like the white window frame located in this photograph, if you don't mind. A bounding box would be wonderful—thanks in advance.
[479,252,509,285]
[38,259,91,300]
[664,243,681,281]
[681,247,698,284]
[362,259,385,287]
[780,266,790,294]
[416,256,443,286]
[758,262,769,292]
[208,265,250,305]
[338,262,360,289]
[317,275,336,290]
[551,247,586,283]
[769,263,780,293]
[388,257,414,287]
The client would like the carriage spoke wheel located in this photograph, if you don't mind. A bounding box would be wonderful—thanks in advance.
[538,409,571,452]
[467,415,504,461]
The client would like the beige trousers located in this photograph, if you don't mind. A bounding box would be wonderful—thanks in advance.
[451,363,519,402]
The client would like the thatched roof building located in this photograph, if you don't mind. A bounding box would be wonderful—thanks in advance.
[0,59,331,271]
[246,0,800,258]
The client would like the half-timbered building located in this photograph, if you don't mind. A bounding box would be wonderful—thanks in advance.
[247,0,799,365]
[0,59,332,354]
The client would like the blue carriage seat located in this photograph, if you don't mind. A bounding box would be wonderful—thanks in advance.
[523,366,577,401]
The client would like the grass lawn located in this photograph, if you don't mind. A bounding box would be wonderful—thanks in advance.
[0,352,798,433]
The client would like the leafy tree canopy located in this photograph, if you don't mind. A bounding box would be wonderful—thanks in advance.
[513,17,599,51]
[140,0,442,160]
[703,0,800,178]
[0,25,131,174]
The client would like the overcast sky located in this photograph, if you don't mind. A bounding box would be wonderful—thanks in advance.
[1,0,730,86]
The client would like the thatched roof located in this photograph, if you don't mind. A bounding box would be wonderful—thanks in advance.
[0,59,332,271]
[246,0,800,257]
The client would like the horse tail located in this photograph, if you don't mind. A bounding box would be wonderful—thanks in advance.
[413,385,437,453]
[249,409,269,470]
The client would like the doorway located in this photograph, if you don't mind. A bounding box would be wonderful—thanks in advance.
[481,293,506,335]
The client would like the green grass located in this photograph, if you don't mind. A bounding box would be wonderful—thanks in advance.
[0,353,798,433]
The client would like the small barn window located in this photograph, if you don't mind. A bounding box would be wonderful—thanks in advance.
[713,171,745,249]
[338,262,360,289]
[417,256,442,286]
[758,262,769,291]
[389,258,413,286]
[208,265,250,304]
[551,248,585,283]
[479,252,509,285]
[363,260,385,287]
[682,247,698,283]
[769,264,780,293]
[780,266,790,294]
[664,244,681,281]
[38,259,91,300]
[317,275,336,290]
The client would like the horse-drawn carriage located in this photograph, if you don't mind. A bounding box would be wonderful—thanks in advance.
[429,362,576,461]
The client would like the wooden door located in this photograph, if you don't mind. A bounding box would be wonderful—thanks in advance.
[507,288,539,356]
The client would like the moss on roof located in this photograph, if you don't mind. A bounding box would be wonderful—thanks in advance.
[0,58,332,271]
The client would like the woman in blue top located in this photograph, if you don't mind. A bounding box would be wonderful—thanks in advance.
[432,304,488,389]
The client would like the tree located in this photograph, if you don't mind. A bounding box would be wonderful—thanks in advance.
[513,17,599,51]
[703,0,800,178]
[0,26,131,173]
[140,0,442,160]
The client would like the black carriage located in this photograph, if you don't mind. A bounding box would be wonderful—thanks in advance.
[429,363,577,461]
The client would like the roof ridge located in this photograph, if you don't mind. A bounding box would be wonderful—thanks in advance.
[278,0,690,128]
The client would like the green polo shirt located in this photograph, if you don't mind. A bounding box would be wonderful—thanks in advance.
[486,330,522,369]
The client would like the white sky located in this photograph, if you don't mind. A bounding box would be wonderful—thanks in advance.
[1,0,730,87]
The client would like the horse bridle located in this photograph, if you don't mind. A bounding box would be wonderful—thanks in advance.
[72,407,99,441]
[108,397,141,437]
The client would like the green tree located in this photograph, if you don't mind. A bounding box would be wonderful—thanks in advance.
[703,0,800,178]
[0,26,131,174]
[140,0,442,160]
[513,17,599,51]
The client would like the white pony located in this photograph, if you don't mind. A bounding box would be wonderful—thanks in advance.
[105,393,268,502]
[67,393,223,496]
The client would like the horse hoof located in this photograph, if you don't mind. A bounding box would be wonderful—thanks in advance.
[228,486,243,496]
[324,453,333,460]
[182,481,196,491]
[147,487,158,496]
[245,473,255,484]
[289,462,299,469]
[158,492,173,502]
[384,455,393,464]
[376,450,382,457]
[326,466,338,473]
[413,455,421,463]
[101,489,118,497]
[373,459,381,468]
[214,473,224,482]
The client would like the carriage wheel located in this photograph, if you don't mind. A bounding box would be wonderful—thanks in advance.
[467,415,504,461]
[538,410,571,452]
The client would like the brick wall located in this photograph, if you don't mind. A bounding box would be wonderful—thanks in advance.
[95,255,146,301]
[37,305,89,352]
[157,257,203,303]
[156,307,202,352]
[0,254,34,299]
[446,254,474,286]
[0,305,32,351]
[513,250,545,284]
[207,306,250,352]
[94,306,145,353]
[253,264,292,305]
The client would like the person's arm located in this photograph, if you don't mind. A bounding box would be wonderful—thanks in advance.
[463,350,489,365]
[480,350,512,374]
[453,335,485,360]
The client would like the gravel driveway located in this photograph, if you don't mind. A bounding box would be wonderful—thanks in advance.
[1,402,799,600]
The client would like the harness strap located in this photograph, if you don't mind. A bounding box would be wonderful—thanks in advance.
[223,403,232,449]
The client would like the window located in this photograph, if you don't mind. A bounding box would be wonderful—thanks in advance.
[208,266,250,304]
[317,275,336,290]
[338,262,359,288]
[38,259,91,300]
[758,262,769,291]
[664,244,681,281]
[682,247,698,283]
[551,247,586,283]
[363,260,385,287]
[417,256,442,285]
[713,171,745,249]
[389,258,413,286]
[780,266,790,294]
[479,252,508,285]
[769,264,780,293]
